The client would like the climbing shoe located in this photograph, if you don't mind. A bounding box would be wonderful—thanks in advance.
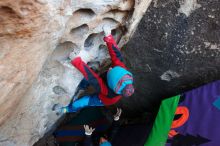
[52,104,68,115]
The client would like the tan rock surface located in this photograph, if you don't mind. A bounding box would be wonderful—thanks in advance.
[0,0,152,145]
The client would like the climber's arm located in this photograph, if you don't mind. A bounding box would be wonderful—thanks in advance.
[71,57,108,94]
[107,108,122,141]
[83,125,94,146]
[83,135,94,146]
[103,35,126,68]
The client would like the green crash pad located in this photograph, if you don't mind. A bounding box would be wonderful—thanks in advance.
[144,95,180,146]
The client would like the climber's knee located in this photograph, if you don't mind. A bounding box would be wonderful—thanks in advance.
[88,95,103,106]
[72,95,90,110]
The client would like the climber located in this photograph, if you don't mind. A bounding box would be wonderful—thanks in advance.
[83,108,122,146]
[54,25,134,114]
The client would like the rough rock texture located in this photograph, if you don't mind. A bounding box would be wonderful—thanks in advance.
[0,0,152,146]
[120,0,220,114]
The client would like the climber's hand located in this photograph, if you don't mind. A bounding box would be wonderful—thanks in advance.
[84,125,95,136]
[113,108,122,121]
[69,51,78,60]
[103,25,111,36]
[69,50,92,63]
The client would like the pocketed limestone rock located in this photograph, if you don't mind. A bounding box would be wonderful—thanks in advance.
[0,0,152,145]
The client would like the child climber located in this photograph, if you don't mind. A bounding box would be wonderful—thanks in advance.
[55,26,134,114]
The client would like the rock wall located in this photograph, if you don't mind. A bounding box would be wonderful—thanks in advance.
[0,0,152,146]
[120,0,220,114]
